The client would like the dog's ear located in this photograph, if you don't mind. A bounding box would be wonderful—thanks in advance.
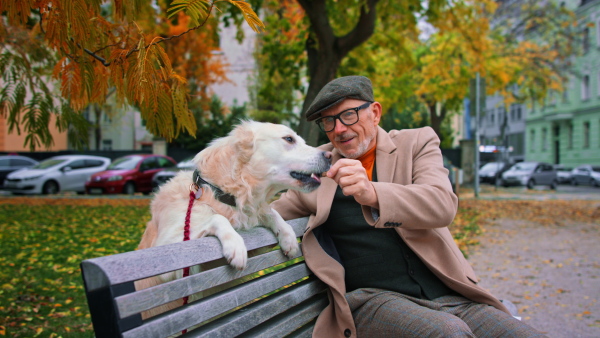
[231,123,255,164]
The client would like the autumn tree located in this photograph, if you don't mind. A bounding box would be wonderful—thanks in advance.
[0,0,263,150]
[247,0,307,127]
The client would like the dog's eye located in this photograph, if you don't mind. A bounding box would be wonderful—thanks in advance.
[283,136,295,144]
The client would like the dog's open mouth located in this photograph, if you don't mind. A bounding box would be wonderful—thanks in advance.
[290,171,323,185]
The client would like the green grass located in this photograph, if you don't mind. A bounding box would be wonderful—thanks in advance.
[0,198,150,337]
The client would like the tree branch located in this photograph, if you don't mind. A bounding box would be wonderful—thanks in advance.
[337,0,380,55]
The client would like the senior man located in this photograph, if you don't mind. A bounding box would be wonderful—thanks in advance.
[271,76,544,337]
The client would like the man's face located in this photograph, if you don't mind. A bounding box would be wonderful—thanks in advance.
[319,99,381,159]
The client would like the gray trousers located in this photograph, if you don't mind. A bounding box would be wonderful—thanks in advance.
[346,288,546,337]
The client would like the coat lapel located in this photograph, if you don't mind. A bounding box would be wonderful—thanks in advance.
[374,126,398,183]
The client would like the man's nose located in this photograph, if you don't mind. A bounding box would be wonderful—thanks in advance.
[333,119,347,133]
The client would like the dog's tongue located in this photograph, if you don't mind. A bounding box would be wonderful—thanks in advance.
[310,173,321,184]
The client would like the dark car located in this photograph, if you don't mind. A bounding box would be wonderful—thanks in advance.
[151,156,195,190]
[570,165,600,187]
[86,154,176,195]
[478,161,511,185]
[0,155,38,187]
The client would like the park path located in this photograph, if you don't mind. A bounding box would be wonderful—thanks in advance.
[467,219,600,338]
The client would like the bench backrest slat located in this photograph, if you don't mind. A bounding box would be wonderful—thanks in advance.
[116,248,303,318]
[81,217,331,337]
[122,263,314,338]
[82,218,308,291]
[185,277,327,337]
[239,293,328,338]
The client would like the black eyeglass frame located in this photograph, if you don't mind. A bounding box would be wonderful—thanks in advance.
[314,101,372,132]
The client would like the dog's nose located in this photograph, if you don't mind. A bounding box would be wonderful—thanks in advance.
[322,151,332,162]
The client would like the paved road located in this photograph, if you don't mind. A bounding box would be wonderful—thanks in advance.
[467,184,600,337]
[464,184,600,201]
[468,218,600,338]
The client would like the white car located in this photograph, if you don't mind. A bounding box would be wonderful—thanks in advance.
[3,155,111,195]
[570,165,600,187]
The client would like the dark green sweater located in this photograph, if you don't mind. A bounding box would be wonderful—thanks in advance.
[322,171,452,300]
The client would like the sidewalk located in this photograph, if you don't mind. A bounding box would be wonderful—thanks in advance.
[467,218,600,337]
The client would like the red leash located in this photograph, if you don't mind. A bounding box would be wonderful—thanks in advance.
[181,190,196,334]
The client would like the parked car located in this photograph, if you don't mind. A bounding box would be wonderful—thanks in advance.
[478,161,511,185]
[554,165,573,184]
[151,156,196,190]
[3,155,110,195]
[86,154,176,195]
[570,165,600,187]
[0,155,39,187]
[501,161,558,189]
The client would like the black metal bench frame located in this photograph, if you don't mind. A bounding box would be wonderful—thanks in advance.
[80,217,328,338]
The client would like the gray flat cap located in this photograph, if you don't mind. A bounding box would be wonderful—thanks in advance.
[305,75,374,121]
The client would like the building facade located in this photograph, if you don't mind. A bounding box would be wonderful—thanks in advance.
[526,0,600,166]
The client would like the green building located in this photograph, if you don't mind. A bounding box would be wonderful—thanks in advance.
[526,0,600,166]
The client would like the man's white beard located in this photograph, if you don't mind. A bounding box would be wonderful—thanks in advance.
[339,134,374,159]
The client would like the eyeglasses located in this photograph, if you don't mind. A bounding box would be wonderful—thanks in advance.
[315,102,371,132]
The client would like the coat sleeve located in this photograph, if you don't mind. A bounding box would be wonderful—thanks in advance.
[271,188,316,221]
[364,127,458,230]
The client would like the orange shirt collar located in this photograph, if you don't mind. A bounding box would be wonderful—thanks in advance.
[357,143,376,181]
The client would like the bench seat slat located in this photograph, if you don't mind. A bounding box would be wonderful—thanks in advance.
[185,278,327,337]
[122,263,313,338]
[117,248,303,318]
[82,218,308,291]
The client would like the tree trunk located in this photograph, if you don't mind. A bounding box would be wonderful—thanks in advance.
[93,103,102,150]
[296,0,379,146]
[427,101,446,143]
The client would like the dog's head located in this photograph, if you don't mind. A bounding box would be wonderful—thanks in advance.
[195,120,331,195]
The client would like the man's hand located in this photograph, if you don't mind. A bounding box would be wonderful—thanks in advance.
[326,158,379,209]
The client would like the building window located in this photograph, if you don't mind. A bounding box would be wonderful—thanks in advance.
[530,129,536,152]
[542,128,548,151]
[102,139,113,151]
[583,122,590,148]
[582,74,590,101]
[598,71,600,96]
[567,123,573,149]
[583,27,590,54]
[597,18,600,47]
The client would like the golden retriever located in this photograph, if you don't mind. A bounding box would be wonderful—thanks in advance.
[135,120,331,317]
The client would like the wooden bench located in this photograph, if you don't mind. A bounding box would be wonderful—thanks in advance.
[80,217,329,337]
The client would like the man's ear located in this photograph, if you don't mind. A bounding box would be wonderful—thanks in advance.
[372,101,382,125]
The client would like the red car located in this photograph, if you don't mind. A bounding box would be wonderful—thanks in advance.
[86,154,176,195]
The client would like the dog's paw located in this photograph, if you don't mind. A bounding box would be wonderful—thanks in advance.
[221,235,248,270]
[278,233,300,258]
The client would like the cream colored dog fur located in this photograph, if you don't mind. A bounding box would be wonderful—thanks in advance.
[135,120,330,317]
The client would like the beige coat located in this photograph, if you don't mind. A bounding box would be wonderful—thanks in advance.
[272,126,509,338]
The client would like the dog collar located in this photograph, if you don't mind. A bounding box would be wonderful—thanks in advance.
[192,169,237,207]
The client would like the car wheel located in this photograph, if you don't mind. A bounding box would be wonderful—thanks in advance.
[592,179,599,188]
[527,179,535,189]
[550,179,558,190]
[571,178,578,186]
[42,180,59,195]
[123,182,136,195]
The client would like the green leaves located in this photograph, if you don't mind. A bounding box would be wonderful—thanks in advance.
[0,198,151,337]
